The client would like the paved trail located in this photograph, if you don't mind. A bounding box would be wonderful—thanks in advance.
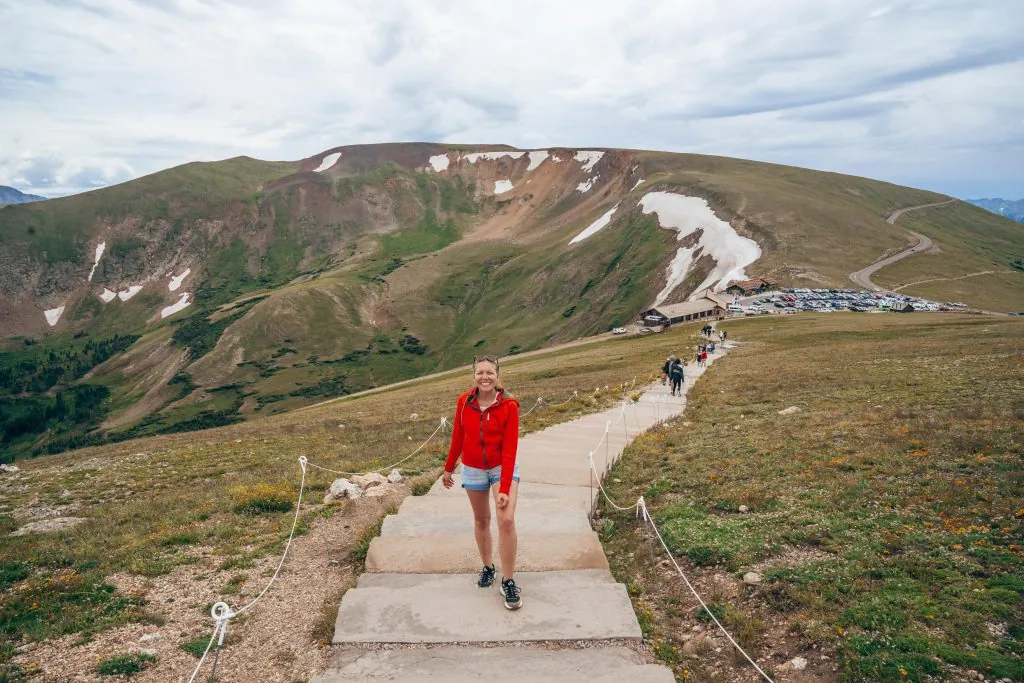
[313,352,723,681]
[849,199,956,292]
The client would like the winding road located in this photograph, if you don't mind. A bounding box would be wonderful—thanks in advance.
[849,199,956,292]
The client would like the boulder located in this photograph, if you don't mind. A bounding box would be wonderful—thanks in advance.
[788,656,808,671]
[778,406,802,415]
[409,413,420,420]
[0,464,19,473]
[387,469,404,484]
[738,505,749,513]
[324,478,362,502]
[743,571,763,586]
[364,485,394,498]
[352,473,389,489]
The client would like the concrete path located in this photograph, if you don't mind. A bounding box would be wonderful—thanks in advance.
[315,350,722,682]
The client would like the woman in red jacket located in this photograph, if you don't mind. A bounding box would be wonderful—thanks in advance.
[442,355,522,610]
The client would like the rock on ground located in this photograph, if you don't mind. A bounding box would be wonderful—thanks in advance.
[325,478,362,502]
[743,571,763,585]
[778,406,802,415]
[352,473,388,489]
[12,517,87,536]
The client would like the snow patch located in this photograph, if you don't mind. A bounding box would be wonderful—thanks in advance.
[526,150,549,171]
[168,268,191,292]
[577,176,598,193]
[117,285,142,302]
[575,151,604,173]
[99,288,117,303]
[493,180,514,194]
[639,191,761,306]
[569,203,620,245]
[428,154,450,172]
[87,242,105,282]
[161,293,191,318]
[464,151,525,163]
[631,178,644,191]
[551,155,562,162]
[44,306,64,327]
[313,152,341,173]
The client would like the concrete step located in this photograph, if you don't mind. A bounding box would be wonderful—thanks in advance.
[355,567,615,588]
[381,509,592,536]
[428,477,594,508]
[365,532,607,573]
[313,645,675,682]
[398,494,587,516]
[332,570,641,643]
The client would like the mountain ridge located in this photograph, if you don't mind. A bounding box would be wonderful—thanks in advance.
[966,197,1024,223]
[0,185,46,206]
[1,142,1021,460]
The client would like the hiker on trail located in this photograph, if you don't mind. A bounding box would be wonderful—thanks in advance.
[442,355,522,610]
[669,358,685,396]
[701,349,708,365]
[662,356,673,385]
[709,342,715,354]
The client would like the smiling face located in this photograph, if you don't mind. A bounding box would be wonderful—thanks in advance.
[473,358,499,394]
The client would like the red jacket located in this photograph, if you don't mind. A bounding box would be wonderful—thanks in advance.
[444,388,520,494]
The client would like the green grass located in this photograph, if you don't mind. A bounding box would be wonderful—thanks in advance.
[600,313,1024,682]
[0,323,688,660]
[97,652,156,676]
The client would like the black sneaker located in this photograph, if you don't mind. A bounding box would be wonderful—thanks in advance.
[477,564,496,588]
[501,577,522,610]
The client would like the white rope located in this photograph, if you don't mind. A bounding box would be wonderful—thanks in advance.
[547,390,578,407]
[521,397,544,416]
[189,455,310,682]
[587,451,640,512]
[304,417,448,476]
[639,498,775,682]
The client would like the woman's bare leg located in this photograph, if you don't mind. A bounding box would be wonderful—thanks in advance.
[466,489,493,566]
[493,480,519,578]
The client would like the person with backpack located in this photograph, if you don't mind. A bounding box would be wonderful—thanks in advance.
[669,357,685,396]
[442,355,522,610]
[661,356,673,385]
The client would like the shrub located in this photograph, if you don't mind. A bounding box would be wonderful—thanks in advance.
[97,652,155,676]
[230,483,294,515]
[180,635,210,658]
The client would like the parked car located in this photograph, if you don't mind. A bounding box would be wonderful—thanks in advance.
[611,327,627,335]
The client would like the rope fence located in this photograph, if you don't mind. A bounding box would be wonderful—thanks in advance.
[187,374,645,680]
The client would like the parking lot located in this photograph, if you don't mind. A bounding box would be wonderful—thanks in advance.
[734,288,968,315]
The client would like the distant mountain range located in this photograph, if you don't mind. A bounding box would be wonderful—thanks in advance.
[0,186,46,206]
[967,198,1024,223]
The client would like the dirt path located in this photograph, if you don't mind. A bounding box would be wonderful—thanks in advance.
[892,269,1005,292]
[297,329,623,412]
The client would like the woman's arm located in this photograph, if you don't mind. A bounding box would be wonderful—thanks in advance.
[497,401,520,495]
[443,397,465,473]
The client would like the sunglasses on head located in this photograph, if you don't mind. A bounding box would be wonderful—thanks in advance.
[474,355,499,369]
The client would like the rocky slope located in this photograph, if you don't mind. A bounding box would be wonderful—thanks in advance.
[1,143,1021,459]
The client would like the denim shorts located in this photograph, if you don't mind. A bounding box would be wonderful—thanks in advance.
[461,463,521,491]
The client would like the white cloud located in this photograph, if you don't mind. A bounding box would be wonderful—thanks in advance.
[0,0,1022,198]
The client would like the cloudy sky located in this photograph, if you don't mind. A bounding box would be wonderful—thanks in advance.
[1,0,1022,199]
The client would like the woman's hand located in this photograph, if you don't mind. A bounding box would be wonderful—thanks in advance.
[442,471,455,489]
[496,492,509,508]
